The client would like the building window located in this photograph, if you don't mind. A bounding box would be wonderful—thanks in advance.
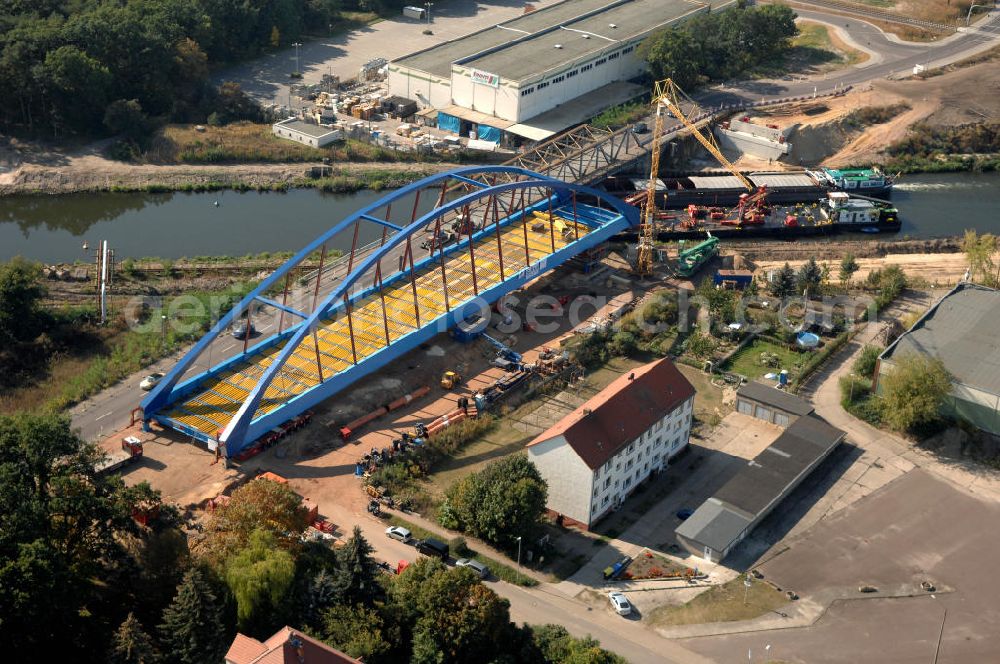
[671,437,680,450]
[626,459,633,470]
[551,75,564,84]
[581,63,592,72]
[604,477,612,489]
[644,461,649,471]
[566,69,578,78]
[608,51,620,60]
[520,87,535,96]
[622,45,634,54]
[595,58,607,66]
[602,495,610,506]
[537,81,549,90]
[652,454,660,463]
[623,476,631,488]
[594,486,599,497]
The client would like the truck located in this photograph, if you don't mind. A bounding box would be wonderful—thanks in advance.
[402,5,426,19]
[95,436,144,476]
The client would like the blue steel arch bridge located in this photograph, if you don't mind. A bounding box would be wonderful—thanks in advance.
[141,166,639,457]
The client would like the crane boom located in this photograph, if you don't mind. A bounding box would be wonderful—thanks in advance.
[635,104,665,276]
[652,79,755,191]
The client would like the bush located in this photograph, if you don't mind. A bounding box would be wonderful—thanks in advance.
[878,353,952,433]
[853,344,882,379]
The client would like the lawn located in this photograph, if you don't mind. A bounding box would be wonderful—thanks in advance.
[676,363,728,424]
[722,339,808,382]
[386,514,537,587]
[648,575,789,627]
[788,22,868,72]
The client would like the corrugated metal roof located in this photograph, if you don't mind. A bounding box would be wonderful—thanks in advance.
[881,283,1000,395]
[737,381,815,416]
[675,498,753,553]
[687,175,745,190]
[749,172,816,188]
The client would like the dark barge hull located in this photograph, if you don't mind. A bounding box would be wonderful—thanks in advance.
[612,221,901,242]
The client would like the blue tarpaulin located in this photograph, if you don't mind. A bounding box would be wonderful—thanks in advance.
[477,124,501,143]
[437,112,460,134]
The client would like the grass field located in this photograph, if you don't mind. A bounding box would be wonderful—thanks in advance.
[146,122,427,164]
[386,514,537,587]
[722,339,807,383]
[677,363,728,424]
[789,22,868,71]
[648,575,789,627]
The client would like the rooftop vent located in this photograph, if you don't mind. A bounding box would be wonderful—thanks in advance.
[554,44,563,49]
[582,34,590,39]
[583,408,592,415]
[609,23,617,28]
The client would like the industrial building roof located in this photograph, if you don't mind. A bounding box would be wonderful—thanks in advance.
[880,282,1000,395]
[687,175,746,190]
[394,0,727,83]
[273,119,340,139]
[748,172,817,188]
[527,357,695,469]
[737,382,815,416]
[675,414,845,554]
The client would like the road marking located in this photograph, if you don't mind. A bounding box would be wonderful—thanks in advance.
[95,411,114,421]
[221,344,236,352]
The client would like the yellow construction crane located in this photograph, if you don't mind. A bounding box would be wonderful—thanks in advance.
[635,78,754,275]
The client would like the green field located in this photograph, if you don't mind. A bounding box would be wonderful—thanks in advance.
[648,575,789,627]
[722,339,808,382]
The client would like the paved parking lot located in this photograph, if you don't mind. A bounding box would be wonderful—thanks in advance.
[217,0,555,106]
[680,469,1000,663]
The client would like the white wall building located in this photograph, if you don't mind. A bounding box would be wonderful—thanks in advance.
[527,357,695,529]
[272,118,344,148]
[389,0,732,142]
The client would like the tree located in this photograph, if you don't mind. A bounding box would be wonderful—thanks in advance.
[38,45,112,134]
[199,477,308,560]
[639,27,703,89]
[334,526,380,606]
[839,253,860,287]
[104,99,148,141]
[770,262,797,298]
[796,257,823,295]
[389,559,515,664]
[270,25,281,47]
[109,613,159,664]
[318,604,395,663]
[159,566,233,664]
[878,353,952,433]
[224,528,296,634]
[441,454,547,549]
[962,229,997,286]
[528,624,628,664]
[0,257,47,344]
[853,344,882,379]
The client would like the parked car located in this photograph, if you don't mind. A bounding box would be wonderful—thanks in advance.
[231,321,256,339]
[140,372,165,391]
[608,591,633,616]
[415,537,449,560]
[676,508,694,521]
[455,558,490,579]
[385,526,412,543]
[632,122,648,134]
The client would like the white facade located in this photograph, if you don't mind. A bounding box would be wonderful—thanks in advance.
[529,396,694,528]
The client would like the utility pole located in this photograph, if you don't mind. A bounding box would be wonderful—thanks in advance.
[425,2,434,27]
[292,42,302,76]
[516,536,523,583]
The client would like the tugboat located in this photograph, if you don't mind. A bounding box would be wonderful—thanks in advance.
[811,166,895,198]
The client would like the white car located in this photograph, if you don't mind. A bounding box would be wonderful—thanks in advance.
[455,558,490,579]
[608,591,633,616]
[385,526,412,543]
[140,372,165,391]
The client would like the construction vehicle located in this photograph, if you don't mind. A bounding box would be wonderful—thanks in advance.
[676,233,719,278]
[440,370,462,389]
[481,333,522,365]
[633,79,765,274]
[95,436,144,476]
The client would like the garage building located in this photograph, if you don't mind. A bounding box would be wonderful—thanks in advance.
[272,118,344,147]
[876,282,1000,435]
[675,414,845,562]
[389,0,732,142]
[735,381,815,428]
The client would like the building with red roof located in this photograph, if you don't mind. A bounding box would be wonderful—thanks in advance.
[225,626,360,664]
[527,357,695,529]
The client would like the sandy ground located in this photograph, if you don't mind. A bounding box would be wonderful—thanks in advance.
[751,251,985,286]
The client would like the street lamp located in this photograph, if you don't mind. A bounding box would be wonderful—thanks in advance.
[160,314,168,349]
[848,371,857,403]
[515,536,522,582]
[425,2,433,26]
[292,42,302,76]
[966,3,984,25]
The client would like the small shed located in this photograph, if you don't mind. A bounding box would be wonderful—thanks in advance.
[714,269,754,289]
[383,95,418,119]
[735,381,813,428]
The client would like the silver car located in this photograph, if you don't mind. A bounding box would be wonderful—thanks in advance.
[608,591,632,616]
[455,558,490,579]
[385,526,412,543]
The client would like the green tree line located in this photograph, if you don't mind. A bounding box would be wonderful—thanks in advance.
[0,0,349,137]
[640,3,799,90]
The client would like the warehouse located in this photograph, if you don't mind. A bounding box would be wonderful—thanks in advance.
[735,381,815,428]
[272,118,344,148]
[876,282,1000,435]
[676,414,845,562]
[389,0,730,142]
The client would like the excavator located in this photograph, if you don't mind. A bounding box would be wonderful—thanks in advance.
[632,79,768,275]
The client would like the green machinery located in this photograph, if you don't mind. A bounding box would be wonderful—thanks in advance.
[676,234,719,277]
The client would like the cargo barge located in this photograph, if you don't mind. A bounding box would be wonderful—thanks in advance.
[603,166,894,209]
[613,192,900,242]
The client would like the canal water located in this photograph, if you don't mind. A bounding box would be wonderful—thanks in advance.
[1,171,998,262]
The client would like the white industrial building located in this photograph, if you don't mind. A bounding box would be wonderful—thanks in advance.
[388,0,733,142]
[272,118,344,147]
[527,358,695,529]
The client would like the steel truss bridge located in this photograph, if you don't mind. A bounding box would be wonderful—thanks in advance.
[141,166,638,457]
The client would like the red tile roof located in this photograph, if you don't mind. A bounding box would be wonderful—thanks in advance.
[527,357,695,469]
[225,627,360,664]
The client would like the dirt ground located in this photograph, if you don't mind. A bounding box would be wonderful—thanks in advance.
[751,251,980,286]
